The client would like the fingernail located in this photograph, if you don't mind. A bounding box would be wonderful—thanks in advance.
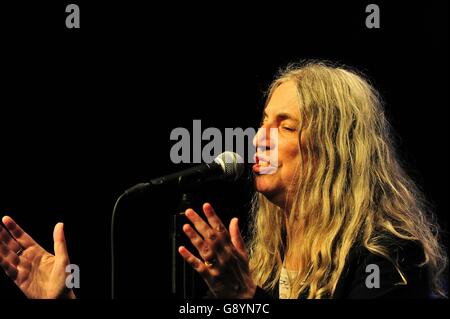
[204,206,213,216]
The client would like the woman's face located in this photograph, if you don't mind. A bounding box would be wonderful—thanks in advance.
[253,81,304,208]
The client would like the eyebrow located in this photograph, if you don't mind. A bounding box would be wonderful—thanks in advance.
[263,111,300,123]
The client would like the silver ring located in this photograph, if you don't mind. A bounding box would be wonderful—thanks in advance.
[15,247,24,256]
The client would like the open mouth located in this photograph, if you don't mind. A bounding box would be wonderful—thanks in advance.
[253,154,278,174]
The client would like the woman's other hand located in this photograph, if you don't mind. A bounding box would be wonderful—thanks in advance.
[178,203,256,298]
[0,216,75,299]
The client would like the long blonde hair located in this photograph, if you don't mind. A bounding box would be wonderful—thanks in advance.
[248,61,447,298]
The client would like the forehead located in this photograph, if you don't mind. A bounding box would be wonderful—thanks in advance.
[265,81,300,118]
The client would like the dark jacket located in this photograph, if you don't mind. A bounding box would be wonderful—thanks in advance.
[253,239,431,299]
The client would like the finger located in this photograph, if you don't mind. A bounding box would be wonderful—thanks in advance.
[178,246,209,276]
[0,242,20,266]
[202,203,227,234]
[0,224,22,253]
[2,216,37,249]
[53,223,69,266]
[0,242,12,259]
[229,218,247,260]
[184,208,212,239]
[182,224,217,262]
[182,224,203,250]
[0,254,18,280]
[0,242,9,259]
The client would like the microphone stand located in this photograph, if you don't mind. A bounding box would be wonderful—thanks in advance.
[171,192,196,298]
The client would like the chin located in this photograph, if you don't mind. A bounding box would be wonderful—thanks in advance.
[254,174,270,191]
[254,175,283,204]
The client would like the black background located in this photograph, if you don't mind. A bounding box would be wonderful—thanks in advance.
[0,0,448,314]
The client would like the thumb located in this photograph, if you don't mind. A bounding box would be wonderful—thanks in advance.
[229,218,247,259]
[53,223,69,265]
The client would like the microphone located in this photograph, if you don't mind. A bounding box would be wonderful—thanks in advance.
[112,152,243,298]
[123,151,244,195]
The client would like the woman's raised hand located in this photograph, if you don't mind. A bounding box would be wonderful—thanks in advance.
[178,203,256,298]
[0,216,75,299]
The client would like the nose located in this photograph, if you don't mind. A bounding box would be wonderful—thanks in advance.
[253,125,277,151]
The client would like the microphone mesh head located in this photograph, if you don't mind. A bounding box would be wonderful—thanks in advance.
[214,152,244,181]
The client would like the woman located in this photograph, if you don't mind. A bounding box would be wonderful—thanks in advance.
[0,61,447,299]
[178,61,447,299]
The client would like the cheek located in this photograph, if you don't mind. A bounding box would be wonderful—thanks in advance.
[279,138,301,163]
[279,141,302,177]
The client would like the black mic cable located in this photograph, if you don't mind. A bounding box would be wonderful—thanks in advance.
[111,183,149,300]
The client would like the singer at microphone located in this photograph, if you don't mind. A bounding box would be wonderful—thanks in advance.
[0,61,445,299]
[174,62,446,299]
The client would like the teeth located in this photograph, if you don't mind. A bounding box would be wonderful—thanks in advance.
[259,161,270,167]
